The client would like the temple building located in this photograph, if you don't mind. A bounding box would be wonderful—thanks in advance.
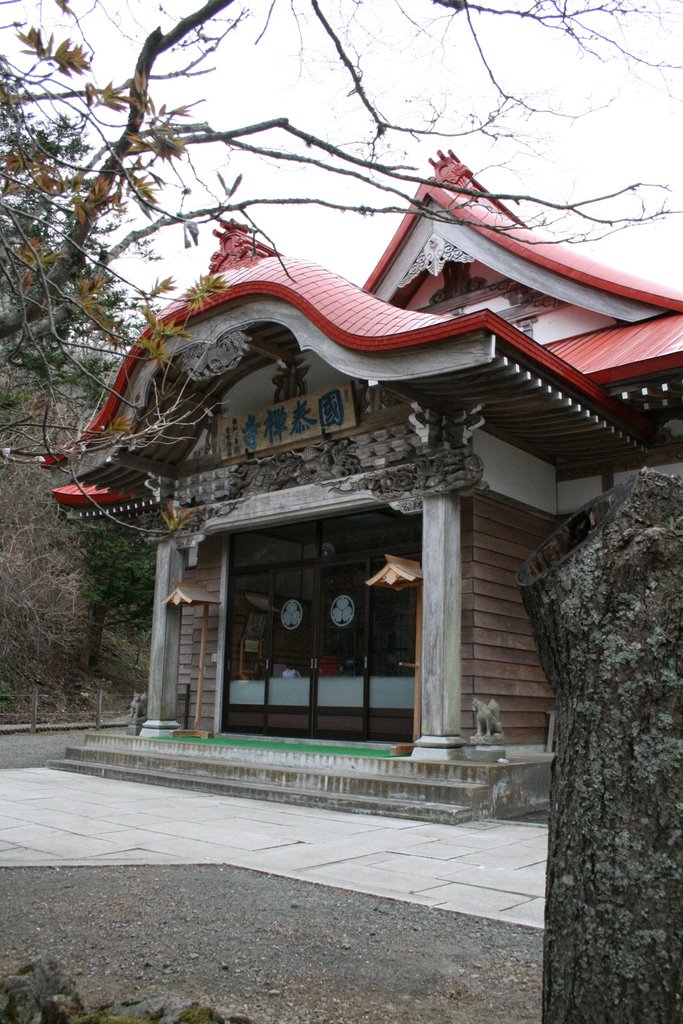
[53,151,683,757]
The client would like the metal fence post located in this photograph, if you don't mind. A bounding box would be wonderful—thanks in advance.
[96,688,104,729]
[30,686,38,733]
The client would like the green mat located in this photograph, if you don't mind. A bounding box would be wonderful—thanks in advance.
[158,734,394,758]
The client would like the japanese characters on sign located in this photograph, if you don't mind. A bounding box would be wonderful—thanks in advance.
[219,384,357,459]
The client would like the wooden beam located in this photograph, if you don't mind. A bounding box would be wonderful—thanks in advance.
[246,337,295,362]
[116,452,179,479]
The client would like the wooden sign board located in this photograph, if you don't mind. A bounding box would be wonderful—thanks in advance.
[218,383,357,460]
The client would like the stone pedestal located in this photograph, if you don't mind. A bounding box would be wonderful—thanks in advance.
[412,491,466,760]
[462,744,507,763]
[140,539,183,737]
[411,735,466,762]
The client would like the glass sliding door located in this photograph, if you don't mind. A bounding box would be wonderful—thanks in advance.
[368,578,417,741]
[226,573,269,732]
[268,568,313,735]
[224,569,314,735]
[223,513,420,741]
[314,561,367,739]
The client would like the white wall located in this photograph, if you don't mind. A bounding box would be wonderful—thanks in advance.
[531,306,614,346]
[221,352,352,417]
[474,431,557,514]
[556,476,603,515]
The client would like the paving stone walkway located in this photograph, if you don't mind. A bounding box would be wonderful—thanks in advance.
[0,767,547,929]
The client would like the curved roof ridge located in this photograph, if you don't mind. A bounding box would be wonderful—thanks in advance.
[208,254,455,339]
[46,254,465,461]
[365,155,683,314]
[433,184,683,311]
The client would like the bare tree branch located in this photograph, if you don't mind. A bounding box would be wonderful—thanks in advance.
[0,0,679,466]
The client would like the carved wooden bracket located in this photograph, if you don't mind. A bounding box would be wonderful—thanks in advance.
[331,445,484,501]
[400,232,474,287]
[177,328,250,381]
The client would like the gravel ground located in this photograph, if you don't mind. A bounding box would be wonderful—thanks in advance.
[0,728,122,769]
[0,731,543,1024]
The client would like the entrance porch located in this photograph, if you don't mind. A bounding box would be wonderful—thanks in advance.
[153,490,556,751]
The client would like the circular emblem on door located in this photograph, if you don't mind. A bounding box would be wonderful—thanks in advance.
[281,599,303,630]
[330,594,355,627]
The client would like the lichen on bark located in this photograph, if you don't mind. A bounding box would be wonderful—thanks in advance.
[518,469,683,1024]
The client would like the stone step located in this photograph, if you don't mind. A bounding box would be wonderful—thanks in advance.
[53,744,488,807]
[76,733,501,783]
[47,757,474,825]
[48,733,551,823]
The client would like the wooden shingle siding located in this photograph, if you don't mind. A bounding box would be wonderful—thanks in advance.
[177,536,223,731]
[462,492,557,746]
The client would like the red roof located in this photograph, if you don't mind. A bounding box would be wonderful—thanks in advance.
[64,206,681,448]
[66,252,649,438]
[549,314,683,384]
[365,151,683,314]
[180,257,461,346]
[59,256,484,450]
[50,214,661,505]
[53,484,133,507]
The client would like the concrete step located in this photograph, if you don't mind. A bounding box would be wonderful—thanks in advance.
[48,733,551,823]
[56,745,489,798]
[76,732,502,783]
[47,756,474,825]
[52,743,488,807]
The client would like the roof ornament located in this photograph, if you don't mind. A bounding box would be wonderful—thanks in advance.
[429,149,474,189]
[208,219,277,273]
[429,147,525,224]
[400,232,474,286]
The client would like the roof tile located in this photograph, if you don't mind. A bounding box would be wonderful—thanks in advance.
[549,315,683,375]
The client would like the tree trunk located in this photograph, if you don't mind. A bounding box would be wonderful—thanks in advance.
[78,602,107,670]
[518,469,682,1024]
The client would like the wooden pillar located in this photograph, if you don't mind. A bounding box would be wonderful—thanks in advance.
[140,539,183,737]
[412,491,466,759]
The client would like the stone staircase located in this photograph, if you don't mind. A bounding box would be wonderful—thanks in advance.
[48,733,551,825]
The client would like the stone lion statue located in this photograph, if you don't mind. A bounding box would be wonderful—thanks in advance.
[471,698,504,744]
[129,691,148,722]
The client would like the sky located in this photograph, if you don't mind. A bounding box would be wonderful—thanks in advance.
[8,0,683,293]
[147,0,683,292]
